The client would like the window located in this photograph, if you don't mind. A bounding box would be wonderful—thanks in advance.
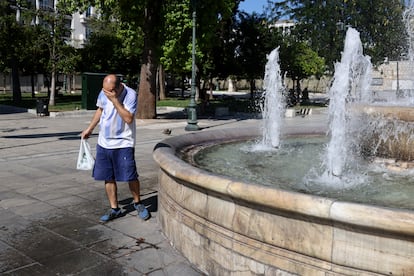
[39,0,54,11]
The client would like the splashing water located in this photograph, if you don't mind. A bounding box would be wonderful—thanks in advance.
[403,1,414,61]
[322,28,372,181]
[256,47,286,150]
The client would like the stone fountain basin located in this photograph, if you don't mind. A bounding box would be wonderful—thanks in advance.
[153,126,414,275]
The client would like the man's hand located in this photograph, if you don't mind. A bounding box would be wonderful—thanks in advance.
[102,86,133,124]
[81,129,92,139]
[103,88,118,103]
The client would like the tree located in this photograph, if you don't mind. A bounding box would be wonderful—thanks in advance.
[103,0,161,119]
[0,1,81,104]
[21,25,50,98]
[273,0,406,70]
[232,11,270,95]
[105,0,238,118]
[65,4,142,87]
[136,0,162,118]
[66,0,238,118]
[0,1,31,103]
[63,0,157,118]
[208,3,239,81]
[79,33,123,72]
[280,40,325,94]
[41,1,80,106]
[350,0,407,63]
[194,0,239,81]
[160,1,193,98]
[161,0,239,100]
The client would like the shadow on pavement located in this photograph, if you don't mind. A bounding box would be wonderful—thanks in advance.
[2,132,98,140]
[0,105,28,114]
[119,195,158,214]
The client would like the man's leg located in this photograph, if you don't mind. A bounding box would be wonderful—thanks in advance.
[105,180,118,208]
[100,180,121,222]
[129,179,149,220]
[128,179,141,203]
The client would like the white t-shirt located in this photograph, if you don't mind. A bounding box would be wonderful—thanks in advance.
[96,84,137,149]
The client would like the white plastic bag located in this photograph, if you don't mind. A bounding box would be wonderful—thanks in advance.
[76,139,95,170]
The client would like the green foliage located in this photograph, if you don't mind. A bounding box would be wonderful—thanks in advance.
[355,0,407,63]
[160,0,239,80]
[61,0,144,82]
[161,1,192,73]
[0,2,26,72]
[80,33,121,72]
[197,0,240,79]
[273,0,407,70]
[20,25,50,76]
[232,12,271,80]
[116,21,144,60]
[0,0,84,103]
[56,0,96,15]
[280,40,325,81]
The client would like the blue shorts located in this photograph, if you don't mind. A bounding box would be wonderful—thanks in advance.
[93,145,139,182]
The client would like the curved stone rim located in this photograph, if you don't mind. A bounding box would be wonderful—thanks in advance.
[153,126,414,236]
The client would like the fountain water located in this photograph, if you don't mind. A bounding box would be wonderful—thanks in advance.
[258,47,286,149]
[322,27,372,181]
[404,1,414,61]
[255,28,374,186]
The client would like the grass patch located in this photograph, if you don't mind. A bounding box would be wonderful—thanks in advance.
[203,98,261,114]
[157,98,190,108]
[0,92,82,112]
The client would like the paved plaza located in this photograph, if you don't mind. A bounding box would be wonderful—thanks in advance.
[0,105,327,275]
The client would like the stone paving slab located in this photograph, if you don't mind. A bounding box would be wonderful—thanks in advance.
[0,106,328,275]
[0,109,257,275]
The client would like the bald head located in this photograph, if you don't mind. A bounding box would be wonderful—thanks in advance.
[103,74,121,92]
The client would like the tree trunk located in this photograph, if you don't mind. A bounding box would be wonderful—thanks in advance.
[137,61,157,119]
[158,64,166,100]
[11,57,21,103]
[181,75,185,98]
[49,70,56,106]
[31,74,35,98]
[49,34,56,106]
[296,79,301,102]
[209,78,213,100]
[136,1,161,119]
[250,78,255,99]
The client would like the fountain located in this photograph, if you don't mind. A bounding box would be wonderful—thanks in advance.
[259,47,285,149]
[153,20,414,276]
[323,28,372,179]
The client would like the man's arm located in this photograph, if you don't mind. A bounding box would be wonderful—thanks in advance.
[81,107,103,139]
[103,88,134,124]
[111,98,134,124]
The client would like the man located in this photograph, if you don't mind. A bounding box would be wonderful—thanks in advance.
[81,74,149,222]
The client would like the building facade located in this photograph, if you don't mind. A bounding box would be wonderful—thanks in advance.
[1,1,94,94]
[19,0,95,49]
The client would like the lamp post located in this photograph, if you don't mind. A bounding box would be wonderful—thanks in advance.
[185,0,200,131]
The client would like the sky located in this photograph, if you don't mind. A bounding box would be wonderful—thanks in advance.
[238,0,269,14]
